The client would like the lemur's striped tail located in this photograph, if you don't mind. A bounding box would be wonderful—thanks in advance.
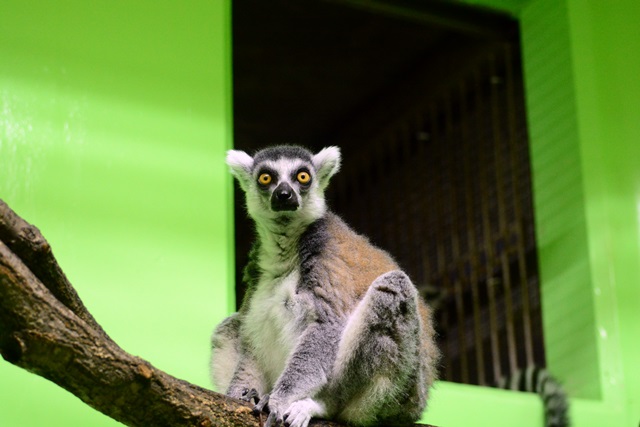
[497,366,570,427]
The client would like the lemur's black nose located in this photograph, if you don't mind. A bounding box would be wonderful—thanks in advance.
[276,186,292,200]
[271,183,298,211]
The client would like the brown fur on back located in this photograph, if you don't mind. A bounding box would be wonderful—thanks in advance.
[323,213,399,298]
[321,213,439,384]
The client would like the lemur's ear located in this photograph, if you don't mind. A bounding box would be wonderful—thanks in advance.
[226,150,254,190]
[313,146,341,189]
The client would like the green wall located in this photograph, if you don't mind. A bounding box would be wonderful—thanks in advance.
[521,0,640,424]
[0,1,233,426]
[519,0,601,400]
[2,1,639,427]
[454,0,640,426]
[567,0,640,423]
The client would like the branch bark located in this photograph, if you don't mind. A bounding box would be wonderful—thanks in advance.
[0,199,434,427]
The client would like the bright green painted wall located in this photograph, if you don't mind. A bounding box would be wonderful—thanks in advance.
[2,1,638,426]
[566,1,640,424]
[442,0,640,426]
[520,0,640,423]
[519,0,602,400]
[0,1,233,426]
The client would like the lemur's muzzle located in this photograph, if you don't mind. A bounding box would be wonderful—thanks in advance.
[271,183,299,211]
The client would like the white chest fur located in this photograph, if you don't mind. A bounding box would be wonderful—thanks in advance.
[243,268,303,387]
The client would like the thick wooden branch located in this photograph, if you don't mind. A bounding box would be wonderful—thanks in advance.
[0,199,107,338]
[0,200,433,427]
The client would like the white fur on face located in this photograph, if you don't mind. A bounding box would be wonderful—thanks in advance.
[226,146,342,231]
[245,157,328,226]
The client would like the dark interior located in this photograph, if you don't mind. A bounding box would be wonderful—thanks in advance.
[233,0,516,149]
[231,0,542,386]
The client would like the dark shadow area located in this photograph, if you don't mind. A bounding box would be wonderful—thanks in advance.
[231,0,543,386]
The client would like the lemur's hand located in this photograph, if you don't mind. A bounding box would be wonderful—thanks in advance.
[282,398,324,427]
[253,393,295,427]
[228,385,260,403]
[238,388,260,404]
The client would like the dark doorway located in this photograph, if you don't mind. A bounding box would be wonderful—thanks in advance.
[231,0,543,386]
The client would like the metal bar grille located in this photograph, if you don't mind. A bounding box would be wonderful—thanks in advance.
[331,41,545,386]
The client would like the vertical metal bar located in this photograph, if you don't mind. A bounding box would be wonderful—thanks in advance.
[398,118,429,281]
[411,111,428,285]
[460,76,486,385]
[475,63,502,383]
[430,103,446,284]
[398,121,415,269]
[442,93,470,385]
[430,101,460,382]
[489,49,518,375]
[366,135,387,241]
[503,42,535,367]
[440,303,453,381]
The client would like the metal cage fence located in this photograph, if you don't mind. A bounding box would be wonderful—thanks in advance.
[330,41,544,386]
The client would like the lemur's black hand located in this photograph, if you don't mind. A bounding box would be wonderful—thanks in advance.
[253,393,270,415]
[241,388,260,404]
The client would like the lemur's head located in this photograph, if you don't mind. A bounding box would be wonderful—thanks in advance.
[226,145,341,224]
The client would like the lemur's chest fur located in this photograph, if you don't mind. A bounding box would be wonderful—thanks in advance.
[243,268,303,386]
[241,222,310,387]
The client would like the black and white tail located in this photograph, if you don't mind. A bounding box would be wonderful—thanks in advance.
[497,366,570,427]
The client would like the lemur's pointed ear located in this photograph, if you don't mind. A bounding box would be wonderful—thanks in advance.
[313,146,341,189]
[226,150,254,190]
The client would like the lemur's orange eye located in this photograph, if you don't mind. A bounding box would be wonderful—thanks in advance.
[258,173,272,185]
[297,171,311,184]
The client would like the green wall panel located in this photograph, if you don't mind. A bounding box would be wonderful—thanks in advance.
[0,1,233,426]
[4,0,638,426]
[567,0,640,423]
[518,0,601,400]
[464,0,638,425]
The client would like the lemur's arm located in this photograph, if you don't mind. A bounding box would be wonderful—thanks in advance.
[256,321,342,421]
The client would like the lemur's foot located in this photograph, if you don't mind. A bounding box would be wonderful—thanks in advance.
[241,388,260,404]
[253,393,270,415]
[371,270,417,318]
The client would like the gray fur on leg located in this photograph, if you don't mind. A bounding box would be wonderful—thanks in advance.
[210,314,241,393]
[327,270,428,426]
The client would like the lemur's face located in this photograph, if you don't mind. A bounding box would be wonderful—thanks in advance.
[252,156,314,214]
[226,146,341,224]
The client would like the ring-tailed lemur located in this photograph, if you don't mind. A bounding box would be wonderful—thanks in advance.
[210,145,440,427]
[497,365,569,427]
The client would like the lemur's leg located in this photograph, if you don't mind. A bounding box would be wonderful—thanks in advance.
[330,270,428,426]
[275,271,428,427]
[210,313,265,402]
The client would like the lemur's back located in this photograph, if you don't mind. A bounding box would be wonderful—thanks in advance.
[301,212,438,383]
[302,212,399,304]
[324,213,437,348]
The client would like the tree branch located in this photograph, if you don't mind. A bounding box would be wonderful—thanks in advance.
[0,199,434,427]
